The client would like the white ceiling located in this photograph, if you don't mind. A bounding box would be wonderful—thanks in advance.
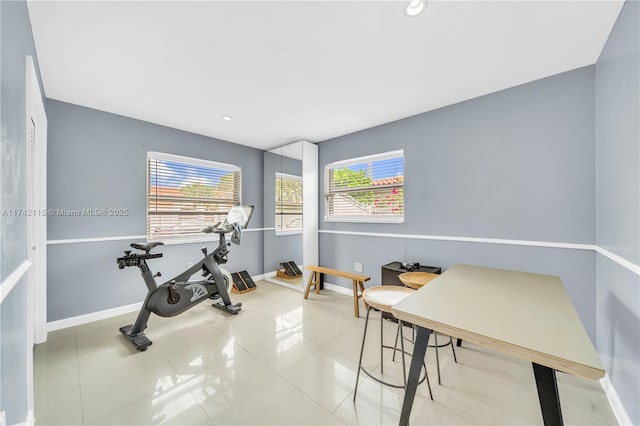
[28,1,623,151]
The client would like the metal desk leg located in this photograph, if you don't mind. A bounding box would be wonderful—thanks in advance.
[456,338,462,347]
[532,363,563,426]
[398,326,431,426]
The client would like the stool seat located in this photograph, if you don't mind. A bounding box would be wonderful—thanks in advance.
[363,286,414,313]
[398,272,439,289]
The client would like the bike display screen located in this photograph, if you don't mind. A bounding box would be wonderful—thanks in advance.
[223,205,254,229]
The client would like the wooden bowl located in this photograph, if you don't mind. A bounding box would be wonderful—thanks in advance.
[398,272,439,289]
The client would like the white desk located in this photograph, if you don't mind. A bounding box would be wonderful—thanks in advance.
[391,264,604,426]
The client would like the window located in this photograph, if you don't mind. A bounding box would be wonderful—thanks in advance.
[275,172,303,234]
[147,152,241,240]
[324,150,404,223]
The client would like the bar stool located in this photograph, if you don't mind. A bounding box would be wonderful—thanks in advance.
[397,272,458,385]
[353,286,433,402]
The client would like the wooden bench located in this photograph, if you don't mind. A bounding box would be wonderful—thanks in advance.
[304,265,370,317]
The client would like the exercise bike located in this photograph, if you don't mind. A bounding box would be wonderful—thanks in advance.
[116,205,254,351]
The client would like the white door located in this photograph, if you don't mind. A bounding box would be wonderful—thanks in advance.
[25,55,48,421]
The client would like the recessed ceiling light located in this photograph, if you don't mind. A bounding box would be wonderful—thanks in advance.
[406,0,426,17]
[221,115,233,121]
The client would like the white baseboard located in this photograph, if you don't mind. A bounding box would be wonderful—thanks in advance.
[252,272,273,281]
[264,277,305,292]
[600,374,633,426]
[47,302,142,332]
[322,281,354,297]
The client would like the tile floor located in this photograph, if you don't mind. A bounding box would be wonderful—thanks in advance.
[34,281,617,425]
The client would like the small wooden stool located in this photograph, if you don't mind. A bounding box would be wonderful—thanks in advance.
[353,286,433,402]
[398,271,458,385]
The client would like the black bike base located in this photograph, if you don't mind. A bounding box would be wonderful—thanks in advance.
[212,301,242,314]
[119,324,152,352]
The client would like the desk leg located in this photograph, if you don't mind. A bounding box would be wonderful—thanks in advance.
[398,326,431,426]
[456,338,462,347]
[532,363,563,426]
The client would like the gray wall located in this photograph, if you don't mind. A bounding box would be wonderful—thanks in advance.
[1,276,29,426]
[595,1,640,423]
[46,99,264,321]
[0,0,45,423]
[318,66,599,340]
[263,151,303,272]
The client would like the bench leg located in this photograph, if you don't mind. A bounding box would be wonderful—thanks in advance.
[352,280,360,318]
[358,281,368,310]
[304,272,315,299]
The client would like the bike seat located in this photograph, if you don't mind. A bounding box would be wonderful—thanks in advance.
[131,242,164,252]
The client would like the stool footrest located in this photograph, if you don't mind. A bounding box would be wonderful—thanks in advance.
[358,347,430,389]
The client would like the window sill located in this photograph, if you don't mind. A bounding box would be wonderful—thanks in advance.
[275,229,303,236]
[324,216,404,224]
[148,235,220,245]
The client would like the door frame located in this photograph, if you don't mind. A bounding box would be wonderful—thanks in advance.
[25,54,48,420]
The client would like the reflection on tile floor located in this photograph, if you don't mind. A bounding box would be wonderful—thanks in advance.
[34,281,617,425]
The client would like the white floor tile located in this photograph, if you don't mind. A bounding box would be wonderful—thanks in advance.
[34,385,83,426]
[33,281,618,426]
[214,376,334,425]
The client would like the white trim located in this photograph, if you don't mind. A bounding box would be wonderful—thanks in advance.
[275,229,303,236]
[302,142,319,286]
[47,228,269,245]
[264,274,353,297]
[320,229,595,250]
[250,273,268,281]
[324,216,404,224]
[320,229,640,277]
[600,374,633,426]
[325,149,404,169]
[322,281,354,297]
[47,302,143,332]
[147,151,241,172]
[0,260,32,304]
[275,172,302,181]
[595,246,640,276]
[151,236,220,246]
[265,277,305,292]
[47,235,147,245]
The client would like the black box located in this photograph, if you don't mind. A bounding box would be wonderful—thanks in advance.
[380,261,442,322]
[381,261,442,287]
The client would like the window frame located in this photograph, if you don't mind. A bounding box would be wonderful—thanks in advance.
[146,151,242,243]
[324,149,404,224]
[275,172,303,236]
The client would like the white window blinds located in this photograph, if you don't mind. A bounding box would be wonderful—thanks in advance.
[324,150,404,223]
[276,172,303,233]
[147,152,241,240]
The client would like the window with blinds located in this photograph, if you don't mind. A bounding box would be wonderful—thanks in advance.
[147,152,241,241]
[324,150,404,223]
[275,172,303,234]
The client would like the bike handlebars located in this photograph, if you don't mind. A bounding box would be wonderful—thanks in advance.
[202,223,233,234]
